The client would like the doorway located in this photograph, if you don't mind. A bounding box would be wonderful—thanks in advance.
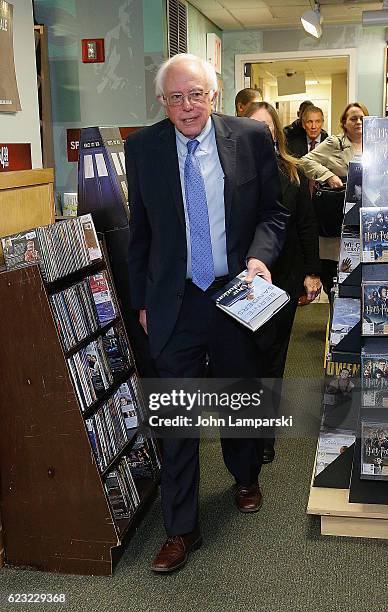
[235,49,357,134]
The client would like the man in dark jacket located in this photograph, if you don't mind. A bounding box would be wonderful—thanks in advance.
[125,53,288,573]
[285,102,328,158]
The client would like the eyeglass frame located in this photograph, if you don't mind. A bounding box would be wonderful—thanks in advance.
[161,89,213,107]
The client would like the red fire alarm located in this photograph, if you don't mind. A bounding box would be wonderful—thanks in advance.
[82,39,105,63]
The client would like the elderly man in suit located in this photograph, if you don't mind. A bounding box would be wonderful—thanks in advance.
[125,53,288,573]
[285,104,328,158]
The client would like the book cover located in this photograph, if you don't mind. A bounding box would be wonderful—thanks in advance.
[362,116,388,208]
[80,213,102,262]
[102,325,131,375]
[89,271,117,325]
[1,229,41,271]
[362,282,388,336]
[344,160,362,215]
[360,207,388,263]
[212,270,289,331]
[330,297,360,346]
[338,233,360,282]
[117,383,138,430]
[361,420,388,480]
[361,352,388,408]
[315,431,356,476]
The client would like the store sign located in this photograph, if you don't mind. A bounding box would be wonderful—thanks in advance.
[67,127,141,162]
[0,143,31,171]
[0,1,21,112]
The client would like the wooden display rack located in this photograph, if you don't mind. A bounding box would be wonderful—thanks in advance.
[308,458,388,539]
[0,263,157,575]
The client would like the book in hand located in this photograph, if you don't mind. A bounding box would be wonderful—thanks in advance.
[212,271,289,331]
[361,419,388,480]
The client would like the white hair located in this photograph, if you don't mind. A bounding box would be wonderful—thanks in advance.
[155,53,218,98]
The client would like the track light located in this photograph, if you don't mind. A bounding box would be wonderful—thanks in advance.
[301,1,323,39]
[363,0,388,27]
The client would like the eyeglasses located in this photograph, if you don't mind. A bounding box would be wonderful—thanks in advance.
[163,90,210,107]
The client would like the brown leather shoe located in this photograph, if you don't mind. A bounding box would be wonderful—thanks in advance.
[151,529,202,573]
[234,483,263,513]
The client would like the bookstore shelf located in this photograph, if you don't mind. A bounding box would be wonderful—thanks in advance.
[308,123,388,539]
[0,247,159,574]
[65,315,120,358]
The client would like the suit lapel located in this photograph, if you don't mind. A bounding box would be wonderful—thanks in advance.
[212,114,236,233]
[158,120,186,230]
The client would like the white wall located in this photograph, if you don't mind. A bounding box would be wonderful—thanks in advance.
[223,25,386,118]
[0,0,42,168]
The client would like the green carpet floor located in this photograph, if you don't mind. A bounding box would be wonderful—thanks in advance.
[1,304,388,612]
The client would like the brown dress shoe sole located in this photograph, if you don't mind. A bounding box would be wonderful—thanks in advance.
[151,536,203,573]
[237,497,263,514]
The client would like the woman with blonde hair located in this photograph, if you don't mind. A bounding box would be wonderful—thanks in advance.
[243,101,321,462]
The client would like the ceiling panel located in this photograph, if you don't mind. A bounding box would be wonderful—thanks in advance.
[189,0,384,30]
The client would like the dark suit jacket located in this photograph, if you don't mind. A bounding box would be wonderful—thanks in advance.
[285,127,328,158]
[124,113,288,358]
[272,166,320,299]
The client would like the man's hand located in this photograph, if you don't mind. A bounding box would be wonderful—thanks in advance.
[326,175,343,189]
[245,258,272,284]
[139,309,148,334]
[303,275,322,303]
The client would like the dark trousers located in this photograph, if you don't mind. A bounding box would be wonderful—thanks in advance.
[155,281,264,536]
[320,259,337,301]
[255,297,299,447]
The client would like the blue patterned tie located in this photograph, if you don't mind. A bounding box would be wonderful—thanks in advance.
[184,139,215,291]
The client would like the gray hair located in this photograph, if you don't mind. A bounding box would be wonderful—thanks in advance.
[155,53,218,97]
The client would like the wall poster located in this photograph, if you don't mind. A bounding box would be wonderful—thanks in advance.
[0,0,21,112]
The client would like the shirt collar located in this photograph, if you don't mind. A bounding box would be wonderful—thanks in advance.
[175,117,213,155]
[307,134,321,145]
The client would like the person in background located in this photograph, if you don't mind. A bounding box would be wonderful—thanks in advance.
[284,99,313,146]
[299,102,369,298]
[244,101,321,463]
[235,87,262,116]
[286,105,328,158]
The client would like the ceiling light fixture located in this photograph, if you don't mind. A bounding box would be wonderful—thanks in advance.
[362,0,388,26]
[301,1,323,39]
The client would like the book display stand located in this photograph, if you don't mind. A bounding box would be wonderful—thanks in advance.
[0,218,159,575]
[308,133,388,539]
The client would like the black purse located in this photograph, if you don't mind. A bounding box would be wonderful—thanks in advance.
[312,181,346,238]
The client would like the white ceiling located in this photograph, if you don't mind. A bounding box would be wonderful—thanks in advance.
[188,0,383,30]
[253,56,348,85]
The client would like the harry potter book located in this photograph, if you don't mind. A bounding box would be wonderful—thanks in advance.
[361,419,388,480]
[360,207,388,263]
[362,281,388,336]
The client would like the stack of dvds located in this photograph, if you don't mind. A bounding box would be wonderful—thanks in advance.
[1,214,102,282]
[104,460,141,520]
[51,279,100,351]
[85,377,145,471]
[68,337,114,410]
[338,231,360,283]
[126,435,158,480]
[102,324,134,377]
[89,270,117,325]
[359,117,388,482]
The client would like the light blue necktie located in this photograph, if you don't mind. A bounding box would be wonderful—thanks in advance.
[184,139,215,291]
